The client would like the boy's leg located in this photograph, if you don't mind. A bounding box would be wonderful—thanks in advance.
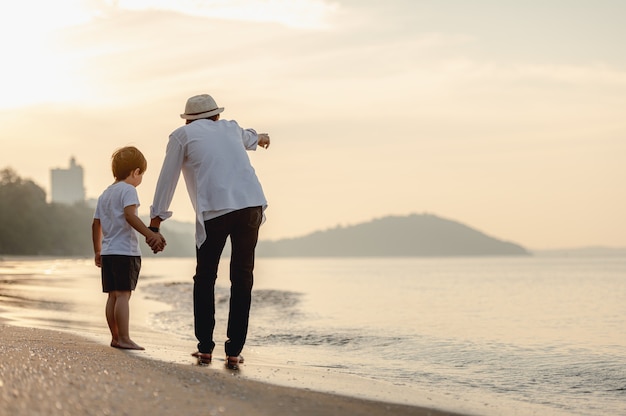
[113,291,144,350]
[105,292,119,346]
[225,207,262,358]
[102,256,120,347]
[114,291,131,341]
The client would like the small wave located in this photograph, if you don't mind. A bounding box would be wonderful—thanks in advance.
[259,332,355,347]
[142,282,303,310]
[252,289,302,309]
[142,281,305,337]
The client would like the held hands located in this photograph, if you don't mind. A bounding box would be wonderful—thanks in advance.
[258,133,270,149]
[146,232,167,254]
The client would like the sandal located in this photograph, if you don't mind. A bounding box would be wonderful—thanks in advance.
[191,351,213,365]
[226,355,244,370]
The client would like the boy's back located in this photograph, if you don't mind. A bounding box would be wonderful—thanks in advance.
[95,181,141,256]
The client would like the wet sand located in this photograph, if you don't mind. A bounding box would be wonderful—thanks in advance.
[0,323,466,416]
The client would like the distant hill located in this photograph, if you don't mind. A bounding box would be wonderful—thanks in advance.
[256,214,530,257]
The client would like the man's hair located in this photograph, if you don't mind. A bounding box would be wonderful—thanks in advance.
[111,146,147,180]
[186,114,220,125]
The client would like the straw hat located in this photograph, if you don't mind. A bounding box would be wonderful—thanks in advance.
[180,94,224,120]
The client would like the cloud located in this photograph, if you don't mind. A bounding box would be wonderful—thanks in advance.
[510,63,626,86]
[104,0,338,29]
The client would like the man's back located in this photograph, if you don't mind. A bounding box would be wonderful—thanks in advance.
[172,118,266,214]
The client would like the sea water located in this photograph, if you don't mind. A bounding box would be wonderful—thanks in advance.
[1,256,625,415]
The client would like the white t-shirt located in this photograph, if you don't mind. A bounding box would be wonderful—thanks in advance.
[94,181,142,256]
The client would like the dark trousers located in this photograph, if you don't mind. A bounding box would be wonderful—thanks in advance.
[193,206,262,356]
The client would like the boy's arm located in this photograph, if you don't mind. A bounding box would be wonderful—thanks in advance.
[92,218,102,267]
[124,205,166,251]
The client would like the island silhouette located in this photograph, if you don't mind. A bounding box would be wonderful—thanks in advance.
[255,214,529,257]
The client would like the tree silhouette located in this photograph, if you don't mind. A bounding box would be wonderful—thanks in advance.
[0,168,92,255]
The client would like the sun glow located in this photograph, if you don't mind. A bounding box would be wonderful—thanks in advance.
[0,0,336,109]
[0,1,96,109]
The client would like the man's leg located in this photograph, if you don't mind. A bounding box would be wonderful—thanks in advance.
[194,216,230,353]
[225,207,262,357]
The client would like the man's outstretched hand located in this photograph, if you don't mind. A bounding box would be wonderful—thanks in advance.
[258,133,270,149]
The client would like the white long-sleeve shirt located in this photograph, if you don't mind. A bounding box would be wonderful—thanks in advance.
[150,119,267,247]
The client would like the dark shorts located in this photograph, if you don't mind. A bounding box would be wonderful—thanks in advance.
[101,255,141,293]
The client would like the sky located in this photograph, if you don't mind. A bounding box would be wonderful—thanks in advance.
[0,0,624,250]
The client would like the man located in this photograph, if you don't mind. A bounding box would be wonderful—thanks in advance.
[150,93,270,369]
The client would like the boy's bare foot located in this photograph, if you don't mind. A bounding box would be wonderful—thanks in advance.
[110,340,121,348]
[115,339,145,350]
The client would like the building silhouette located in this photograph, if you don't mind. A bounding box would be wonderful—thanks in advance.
[50,157,85,205]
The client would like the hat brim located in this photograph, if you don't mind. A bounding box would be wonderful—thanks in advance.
[180,107,224,120]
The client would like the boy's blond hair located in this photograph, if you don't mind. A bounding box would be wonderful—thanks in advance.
[111,146,147,180]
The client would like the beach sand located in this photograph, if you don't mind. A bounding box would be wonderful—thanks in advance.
[0,323,466,416]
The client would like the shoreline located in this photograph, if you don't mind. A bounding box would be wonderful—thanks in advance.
[0,256,483,415]
[1,256,474,413]
[3,255,626,415]
[0,323,467,416]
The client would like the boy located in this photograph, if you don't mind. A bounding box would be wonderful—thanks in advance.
[92,146,165,350]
